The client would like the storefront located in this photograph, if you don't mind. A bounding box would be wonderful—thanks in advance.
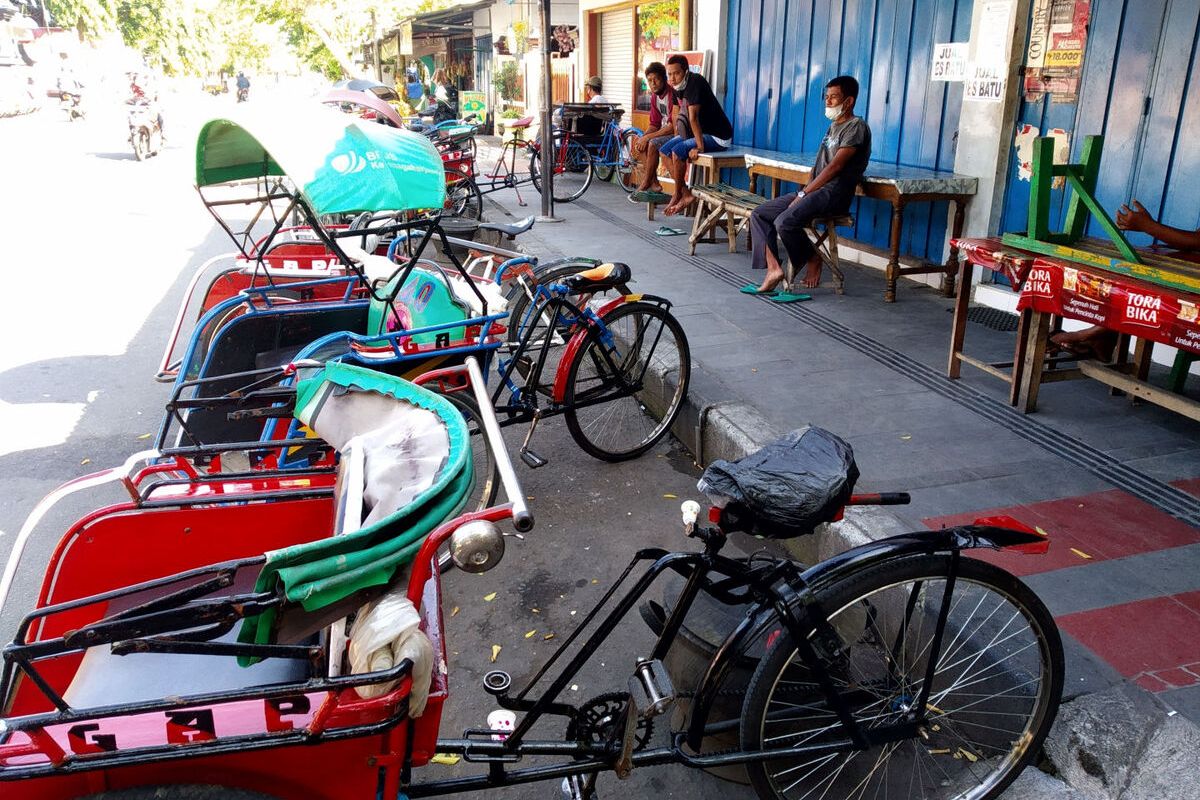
[581,0,692,130]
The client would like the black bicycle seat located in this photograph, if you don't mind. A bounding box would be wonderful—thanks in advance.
[560,262,632,293]
[478,216,535,238]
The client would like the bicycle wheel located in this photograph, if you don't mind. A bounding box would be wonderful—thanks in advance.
[531,138,593,203]
[563,302,690,461]
[593,139,615,183]
[617,130,639,192]
[740,555,1064,800]
[444,165,483,220]
[484,140,535,191]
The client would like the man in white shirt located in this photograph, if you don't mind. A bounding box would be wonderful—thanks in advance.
[584,75,608,104]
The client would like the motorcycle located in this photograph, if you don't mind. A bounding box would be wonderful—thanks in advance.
[237,85,249,103]
[56,88,84,121]
[128,102,163,161]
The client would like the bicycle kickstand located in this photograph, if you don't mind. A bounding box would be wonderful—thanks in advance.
[514,182,527,208]
[519,411,547,468]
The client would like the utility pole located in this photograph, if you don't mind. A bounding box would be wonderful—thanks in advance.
[537,0,560,222]
[371,10,383,82]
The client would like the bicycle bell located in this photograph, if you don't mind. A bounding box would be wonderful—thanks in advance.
[449,520,505,573]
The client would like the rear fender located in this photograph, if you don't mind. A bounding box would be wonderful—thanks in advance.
[550,294,672,402]
[684,521,1046,750]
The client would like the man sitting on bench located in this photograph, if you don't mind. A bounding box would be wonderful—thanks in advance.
[630,62,675,197]
[750,76,871,291]
[661,54,733,216]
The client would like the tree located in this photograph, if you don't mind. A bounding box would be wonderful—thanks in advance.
[46,0,117,39]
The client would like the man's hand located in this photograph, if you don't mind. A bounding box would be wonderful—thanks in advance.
[687,147,700,162]
[1116,199,1152,233]
[631,135,646,156]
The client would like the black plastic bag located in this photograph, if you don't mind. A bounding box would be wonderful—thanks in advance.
[698,427,859,538]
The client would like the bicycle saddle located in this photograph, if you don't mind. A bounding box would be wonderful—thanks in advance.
[508,116,534,129]
[478,215,535,238]
[560,262,632,293]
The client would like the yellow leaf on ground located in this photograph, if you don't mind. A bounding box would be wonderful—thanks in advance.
[1035,526,1050,537]
[543,633,555,640]
[663,493,677,499]
[524,630,536,638]
[1070,548,1093,560]
[451,606,460,617]
[137,433,153,440]
[80,458,91,465]
[483,592,497,602]
[490,645,502,663]
[900,434,912,441]
[430,753,461,765]
[530,608,540,613]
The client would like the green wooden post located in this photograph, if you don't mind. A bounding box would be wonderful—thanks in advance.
[1027,137,1055,240]
[1064,135,1103,242]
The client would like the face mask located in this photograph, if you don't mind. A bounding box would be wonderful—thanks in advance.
[824,104,843,121]
[672,75,688,92]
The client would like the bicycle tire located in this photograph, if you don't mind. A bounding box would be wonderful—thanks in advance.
[444,165,483,221]
[531,139,593,203]
[563,302,690,461]
[593,136,616,182]
[739,554,1064,800]
[617,129,639,192]
[433,390,500,573]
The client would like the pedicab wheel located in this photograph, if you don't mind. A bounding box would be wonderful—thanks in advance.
[563,302,690,462]
[738,555,1064,800]
[530,139,593,203]
[617,129,640,192]
[444,165,483,221]
[434,389,499,574]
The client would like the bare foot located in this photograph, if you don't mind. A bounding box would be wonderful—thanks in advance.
[801,258,823,288]
[1049,326,1117,360]
[757,268,786,293]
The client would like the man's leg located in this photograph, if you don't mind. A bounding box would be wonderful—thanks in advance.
[638,135,669,192]
[775,191,841,288]
[670,136,726,214]
[748,193,797,291]
[663,138,693,213]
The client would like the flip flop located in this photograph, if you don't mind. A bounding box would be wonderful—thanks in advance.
[739,283,779,296]
[654,226,686,236]
[770,291,812,304]
[631,190,671,204]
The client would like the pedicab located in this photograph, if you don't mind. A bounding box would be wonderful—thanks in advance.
[0,361,1065,799]
[155,106,679,483]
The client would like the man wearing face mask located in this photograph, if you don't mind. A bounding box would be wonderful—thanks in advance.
[750,76,871,291]
[659,54,733,215]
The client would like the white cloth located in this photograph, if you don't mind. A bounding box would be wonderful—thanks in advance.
[348,587,434,715]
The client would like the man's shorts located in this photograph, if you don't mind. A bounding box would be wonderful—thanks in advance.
[659,135,728,161]
[647,133,673,152]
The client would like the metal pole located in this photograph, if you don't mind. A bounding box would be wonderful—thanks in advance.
[371,11,383,82]
[536,0,560,222]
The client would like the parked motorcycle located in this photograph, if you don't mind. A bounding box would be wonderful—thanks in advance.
[128,102,163,160]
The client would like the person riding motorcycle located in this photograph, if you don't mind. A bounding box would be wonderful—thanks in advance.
[127,72,165,141]
[236,71,250,102]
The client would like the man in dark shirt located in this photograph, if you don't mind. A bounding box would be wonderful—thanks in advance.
[660,54,733,215]
[750,76,871,291]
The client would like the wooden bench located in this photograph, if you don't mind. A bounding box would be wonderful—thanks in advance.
[688,183,851,294]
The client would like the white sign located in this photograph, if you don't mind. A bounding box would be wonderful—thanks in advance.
[977,1,1014,68]
[964,63,1006,103]
[931,42,968,81]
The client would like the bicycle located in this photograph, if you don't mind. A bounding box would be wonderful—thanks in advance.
[0,395,1065,800]
[559,103,642,190]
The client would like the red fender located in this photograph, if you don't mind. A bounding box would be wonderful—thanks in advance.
[551,295,633,403]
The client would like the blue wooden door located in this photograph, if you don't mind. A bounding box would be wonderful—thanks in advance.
[723,0,973,262]
[999,0,1200,245]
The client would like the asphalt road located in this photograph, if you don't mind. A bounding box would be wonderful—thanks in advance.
[0,98,761,799]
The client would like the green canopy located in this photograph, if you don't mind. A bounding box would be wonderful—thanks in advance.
[238,362,471,659]
[196,105,446,215]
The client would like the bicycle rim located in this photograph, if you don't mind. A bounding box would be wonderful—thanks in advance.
[743,556,1062,800]
[445,169,483,220]
[617,131,637,192]
[564,303,690,461]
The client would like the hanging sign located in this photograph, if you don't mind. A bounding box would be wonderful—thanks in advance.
[931,43,968,81]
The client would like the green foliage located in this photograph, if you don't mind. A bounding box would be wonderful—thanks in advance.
[46,0,116,39]
[637,0,678,44]
[494,59,519,102]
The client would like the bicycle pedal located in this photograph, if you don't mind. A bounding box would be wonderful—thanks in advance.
[561,775,592,800]
[520,448,548,468]
[482,670,512,697]
[627,658,674,719]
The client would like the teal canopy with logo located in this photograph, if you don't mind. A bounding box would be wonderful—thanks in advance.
[195,105,446,215]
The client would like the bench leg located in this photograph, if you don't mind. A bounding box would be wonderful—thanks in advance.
[947,259,972,378]
[1017,311,1052,413]
[885,203,904,303]
[826,228,845,294]
[942,199,967,297]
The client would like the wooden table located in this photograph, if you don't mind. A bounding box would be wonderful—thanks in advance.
[952,237,1200,421]
[742,152,978,302]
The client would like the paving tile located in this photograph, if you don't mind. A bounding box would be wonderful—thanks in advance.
[1057,595,1200,691]
[1159,684,1200,722]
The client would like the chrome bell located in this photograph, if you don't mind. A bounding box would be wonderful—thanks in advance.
[449,520,506,573]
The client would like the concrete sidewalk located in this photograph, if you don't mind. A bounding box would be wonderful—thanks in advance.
[477,166,1200,797]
